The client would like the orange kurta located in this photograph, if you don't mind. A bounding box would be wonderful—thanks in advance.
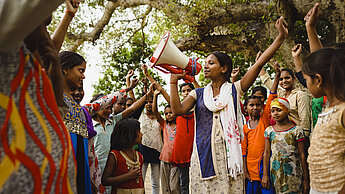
[241,93,277,180]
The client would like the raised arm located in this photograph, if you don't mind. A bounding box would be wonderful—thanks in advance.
[305,3,323,52]
[25,24,65,107]
[126,70,137,101]
[122,83,154,118]
[142,64,170,104]
[51,0,80,51]
[152,90,163,122]
[0,0,64,51]
[271,62,280,94]
[241,17,288,92]
[261,63,280,120]
[83,80,137,116]
[170,72,196,116]
[292,44,307,88]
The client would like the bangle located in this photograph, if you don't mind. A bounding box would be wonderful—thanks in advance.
[65,10,75,17]
[170,81,177,84]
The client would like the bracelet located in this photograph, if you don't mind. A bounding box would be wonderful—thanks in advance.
[65,10,75,17]
[170,81,178,84]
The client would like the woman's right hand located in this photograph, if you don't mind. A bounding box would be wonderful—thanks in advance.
[261,174,270,189]
[127,166,141,180]
[170,71,186,83]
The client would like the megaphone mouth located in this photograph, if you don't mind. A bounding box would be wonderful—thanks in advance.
[149,31,170,68]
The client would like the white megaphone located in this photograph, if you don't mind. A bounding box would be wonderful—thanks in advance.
[149,31,202,83]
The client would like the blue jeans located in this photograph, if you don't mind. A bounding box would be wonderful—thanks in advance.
[142,162,160,194]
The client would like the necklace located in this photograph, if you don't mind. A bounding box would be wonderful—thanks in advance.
[317,105,337,125]
[120,151,141,183]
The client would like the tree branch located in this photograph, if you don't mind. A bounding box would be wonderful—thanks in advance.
[68,1,118,51]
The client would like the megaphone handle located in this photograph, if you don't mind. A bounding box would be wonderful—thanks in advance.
[183,74,194,83]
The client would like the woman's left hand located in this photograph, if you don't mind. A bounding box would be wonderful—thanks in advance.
[170,71,186,82]
[66,0,80,15]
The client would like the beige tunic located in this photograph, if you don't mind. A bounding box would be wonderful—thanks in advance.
[308,103,345,192]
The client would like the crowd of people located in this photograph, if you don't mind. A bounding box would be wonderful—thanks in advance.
[1,1,345,194]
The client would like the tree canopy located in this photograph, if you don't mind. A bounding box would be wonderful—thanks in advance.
[50,0,345,95]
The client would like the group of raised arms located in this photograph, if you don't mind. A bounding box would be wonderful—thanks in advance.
[1,1,344,194]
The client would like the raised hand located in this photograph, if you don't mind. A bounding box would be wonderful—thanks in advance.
[126,70,134,79]
[128,79,139,90]
[141,64,148,76]
[275,16,288,38]
[291,44,302,58]
[65,0,80,16]
[304,3,320,28]
[273,61,281,75]
[154,89,161,96]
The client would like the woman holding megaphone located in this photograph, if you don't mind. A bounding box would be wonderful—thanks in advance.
[170,17,288,193]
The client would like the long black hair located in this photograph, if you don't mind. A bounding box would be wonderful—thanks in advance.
[208,51,233,82]
[303,47,345,101]
[110,118,141,150]
[59,51,86,70]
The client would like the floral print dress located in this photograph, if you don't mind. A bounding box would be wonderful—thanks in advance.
[264,125,306,194]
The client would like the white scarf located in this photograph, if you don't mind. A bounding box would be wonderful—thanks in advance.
[204,82,243,178]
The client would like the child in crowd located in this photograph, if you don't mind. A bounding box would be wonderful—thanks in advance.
[302,46,345,193]
[139,64,169,194]
[241,63,279,194]
[153,90,179,194]
[262,64,309,194]
[70,84,104,193]
[102,118,144,194]
[92,83,153,172]
[171,82,198,194]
